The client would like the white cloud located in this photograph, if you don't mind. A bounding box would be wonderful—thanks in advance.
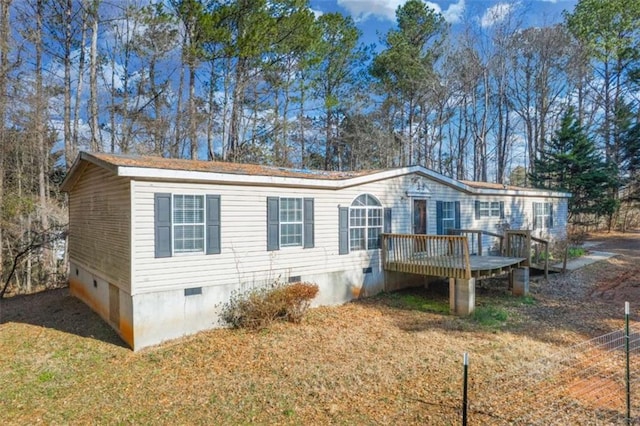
[338,0,465,23]
[337,0,402,22]
[429,0,465,24]
[480,2,516,28]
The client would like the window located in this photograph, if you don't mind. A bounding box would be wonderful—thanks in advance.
[338,195,391,255]
[476,201,504,218]
[349,194,383,251]
[533,202,553,229]
[436,201,460,235]
[267,197,314,251]
[173,195,205,253]
[441,202,456,235]
[280,198,303,247]
[154,193,220,258]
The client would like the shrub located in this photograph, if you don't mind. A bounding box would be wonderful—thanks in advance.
[221,282,319,329]
[567,246,586,258]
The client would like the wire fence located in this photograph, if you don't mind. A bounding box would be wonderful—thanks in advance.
[465,323,640,425]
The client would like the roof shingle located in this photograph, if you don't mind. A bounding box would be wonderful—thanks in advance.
[86,152,378,181]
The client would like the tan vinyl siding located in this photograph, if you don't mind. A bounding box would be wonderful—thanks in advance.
[131,175,462,294]
[470,195,568,251]
[130,174,568,294]
[68,163,131,291]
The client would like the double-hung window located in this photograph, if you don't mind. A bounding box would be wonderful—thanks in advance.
[533,202,553,229]
[279,198,303,247]
[436,200,460,235]
[266,197,314,251]
[349,194,383,251]
[154,193,221,258]
[173,195,205,253]
[476,201,504,219]
[441,202,456,235]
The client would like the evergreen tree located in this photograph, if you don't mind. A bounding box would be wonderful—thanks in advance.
[531,108,618,224]
[619,104,640,202]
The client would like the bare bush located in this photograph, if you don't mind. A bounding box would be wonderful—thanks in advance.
[221,281,319,329]
[567,225,588,245]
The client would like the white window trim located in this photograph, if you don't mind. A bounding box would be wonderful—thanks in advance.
[479,201,501,218]
[442,201,456,235]
[172,194,206,255]
[535,202,552,229]
[349,194,383,251]
[279,197,303,248]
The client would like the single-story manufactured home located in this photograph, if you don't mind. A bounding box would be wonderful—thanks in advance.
[61,152,570,350]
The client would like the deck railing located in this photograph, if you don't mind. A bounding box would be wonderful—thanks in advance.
[448,229,505,256]
[381,233,471,279]
[505,230,550,279]
[505,230,531,262]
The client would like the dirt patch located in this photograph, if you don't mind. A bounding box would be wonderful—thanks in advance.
[585,231,640,303]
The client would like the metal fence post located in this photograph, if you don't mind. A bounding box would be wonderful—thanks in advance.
[626,302,631,426]
[463,352,468,426]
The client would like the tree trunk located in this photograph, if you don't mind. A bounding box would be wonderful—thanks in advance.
[36,0,51,285]
[172,40,186,158]
[63,0,72,167]
[72,5,88,163]
[0,0,10,285]
[89,2,100,151]
[206,63,215,160]
[188,62,197,160]
[228,57,247,162]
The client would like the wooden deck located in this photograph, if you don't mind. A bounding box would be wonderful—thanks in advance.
[381,234,527,280]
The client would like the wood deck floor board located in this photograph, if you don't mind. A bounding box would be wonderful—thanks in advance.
[385,254,526,280]
[467,256,526,271]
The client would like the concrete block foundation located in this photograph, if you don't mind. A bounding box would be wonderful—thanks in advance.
[510,267,530,297]
[449,277,476,315]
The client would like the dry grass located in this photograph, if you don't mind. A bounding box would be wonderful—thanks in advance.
[0,231,638,424]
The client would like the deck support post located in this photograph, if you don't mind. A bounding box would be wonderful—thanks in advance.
[449,277,476,315]
[510,267,529,296]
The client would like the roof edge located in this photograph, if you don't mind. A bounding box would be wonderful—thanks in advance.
[61,152,571,198]
[61,152,119,192]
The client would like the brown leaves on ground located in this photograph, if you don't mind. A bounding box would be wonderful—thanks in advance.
[0,231,638,424]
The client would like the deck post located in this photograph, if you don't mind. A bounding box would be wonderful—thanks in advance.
[449,277,476,315]
[510,267,530,296]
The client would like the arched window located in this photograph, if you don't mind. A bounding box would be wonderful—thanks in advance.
[349,194,383,250]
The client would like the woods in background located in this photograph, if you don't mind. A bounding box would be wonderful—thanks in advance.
[0,0,638,295]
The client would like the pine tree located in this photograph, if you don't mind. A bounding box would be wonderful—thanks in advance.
[531,108,618,224]
[619,108,640,202]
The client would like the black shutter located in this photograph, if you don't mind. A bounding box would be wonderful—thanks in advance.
[339,207,349,255]
[206,195,221,254]
[549,204,554,228]
[154,193,172,258]
[436,201,443,235]
[532,202,539,230]
[383,208,392,233]
[267,197,279,251]
[499,201,505,219]
[454,201,461,229]
[475,200,480,219]
[303,198,314,248]
[383,207,392,250]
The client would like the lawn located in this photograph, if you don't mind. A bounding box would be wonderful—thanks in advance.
[1,233,638,424]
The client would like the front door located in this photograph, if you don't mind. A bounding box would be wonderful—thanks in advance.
[413,199,427,234]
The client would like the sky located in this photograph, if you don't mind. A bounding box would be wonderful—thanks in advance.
[308,0,579,47]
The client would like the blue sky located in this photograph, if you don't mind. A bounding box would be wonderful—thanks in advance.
[309,0,578,47]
